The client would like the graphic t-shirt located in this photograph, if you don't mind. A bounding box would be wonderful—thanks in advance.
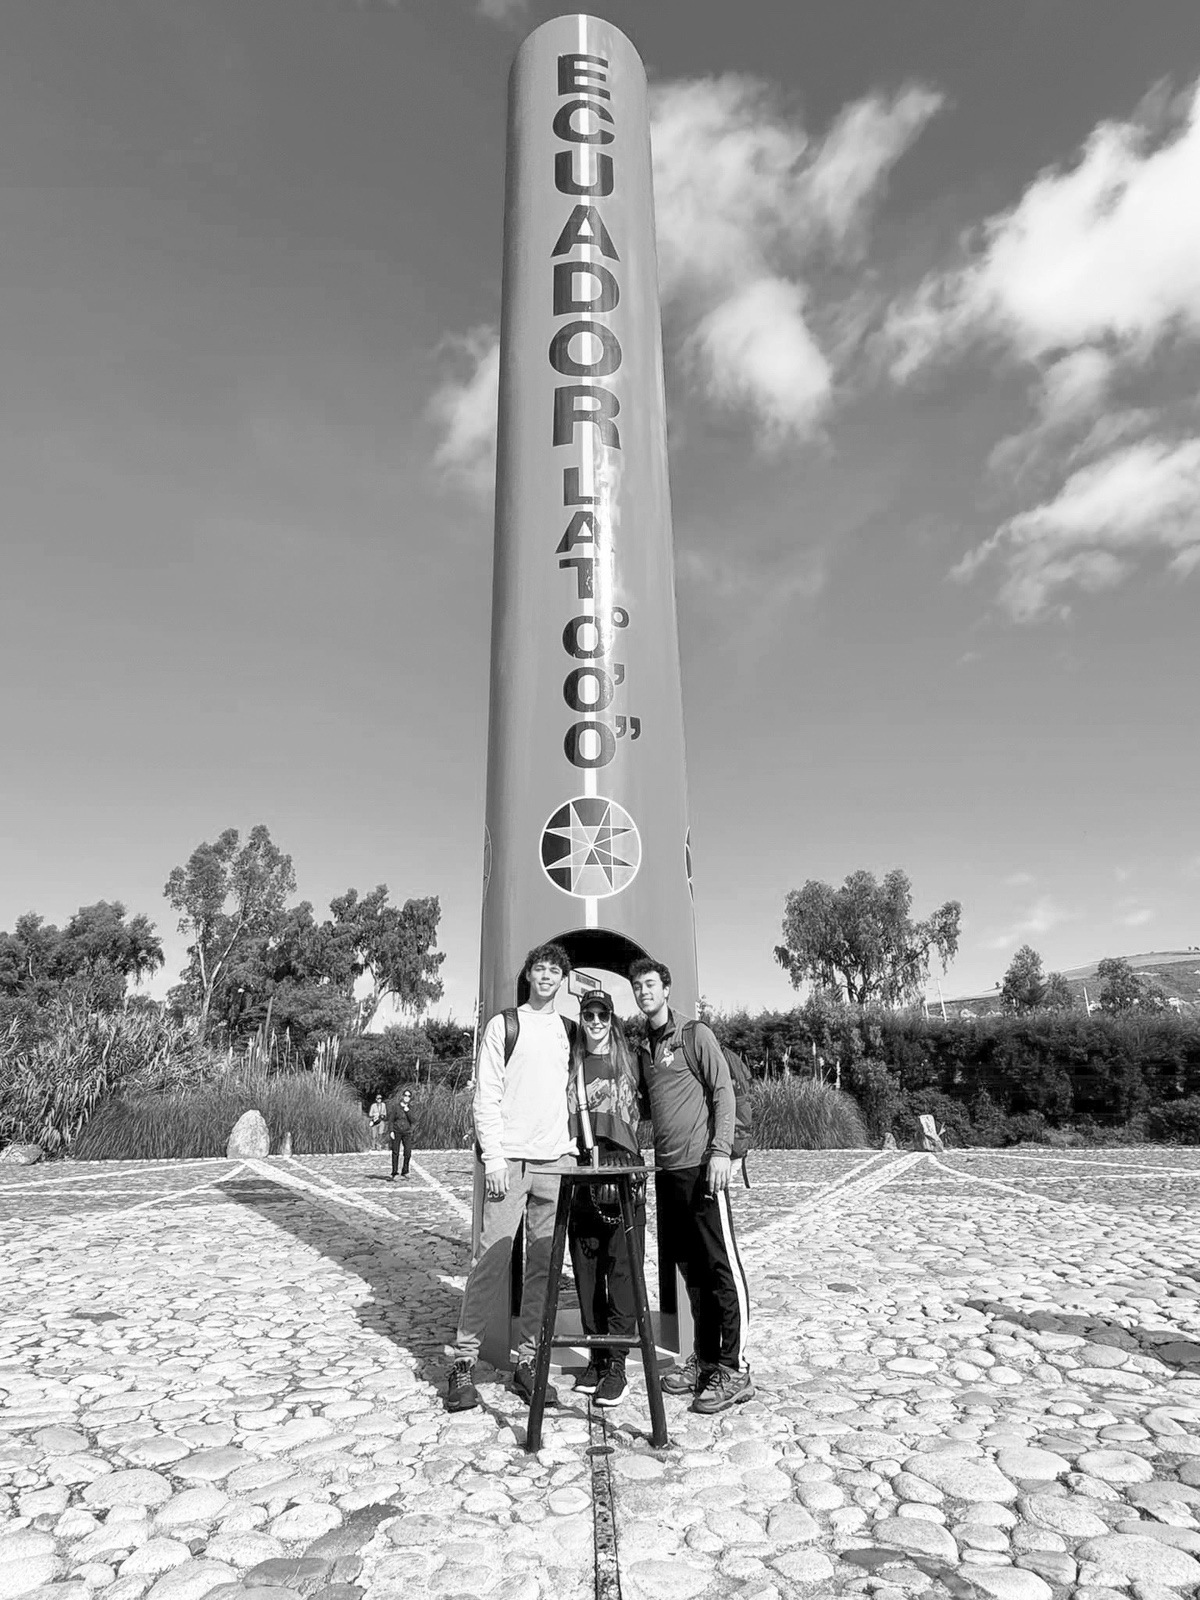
[568,1049,640,1158]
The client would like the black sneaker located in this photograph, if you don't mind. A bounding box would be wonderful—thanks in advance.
[446,1359,479,1412]
[574,1360,604,1394]
[661,1353,710,1395]
[512,1360,558,1407]
[593,1362,627,1408]
[690,1364,754,1414]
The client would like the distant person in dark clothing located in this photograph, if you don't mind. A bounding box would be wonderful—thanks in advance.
[388,1090,414,1180]
[566,989,644,1409]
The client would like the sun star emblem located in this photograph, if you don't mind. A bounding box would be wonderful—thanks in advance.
[540,796,642,899]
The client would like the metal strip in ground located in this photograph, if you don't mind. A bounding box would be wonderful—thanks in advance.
[588,1405,622,1600]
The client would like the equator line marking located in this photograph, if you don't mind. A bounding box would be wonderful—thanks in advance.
[588,1404,622,1600]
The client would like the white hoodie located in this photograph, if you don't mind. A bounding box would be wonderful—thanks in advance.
[472,1007,574,1175]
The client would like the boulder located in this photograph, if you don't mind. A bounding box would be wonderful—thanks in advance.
[0,1143,44,1165]
[918,1114,945,1153]
[226,1111,270,1159]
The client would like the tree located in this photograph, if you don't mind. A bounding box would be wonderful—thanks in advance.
[329,887,445,1018]
[1042,971,1075,1011]
[0,903,163,1011]
[1000,945,1046,1012]
[55,902,163,986]
[1097,956,1166,1014]
[164,825,296,1042]
[775,868,961,1007]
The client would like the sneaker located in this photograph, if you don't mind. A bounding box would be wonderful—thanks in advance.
[690,1364,754,1414]
[446,1359,479,1413]
[574,1360,605,1395]
[661,1353,709,1395]
[512,1360,559,1407]
[593,1362,627,1408]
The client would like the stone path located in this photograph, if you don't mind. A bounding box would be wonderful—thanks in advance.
[2,1149,1199,1600]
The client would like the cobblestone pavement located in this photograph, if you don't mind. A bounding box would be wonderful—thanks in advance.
[2,1149,1199,1600]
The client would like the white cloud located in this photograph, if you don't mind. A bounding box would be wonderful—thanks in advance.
[474,0,529,23]
[887,81,1200,374]
[677,541,827,606]
[955,435,1200,618]
[1004,871,1035,887]
[686,278,832,444]
[803,87,945,249]
[427,326,499,495]
[985,896,1074,950]
[651,76,941,445]
[886,76,1200,616]
[1121,908,1155,928]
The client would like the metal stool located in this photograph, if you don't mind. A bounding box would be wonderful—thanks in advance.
[526,1163,668,1451]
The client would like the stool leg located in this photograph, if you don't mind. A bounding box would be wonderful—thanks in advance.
[526,1175,572,1452]
[619,1176,668,1449]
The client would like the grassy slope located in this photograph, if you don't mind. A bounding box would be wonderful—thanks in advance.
[946,950,1200,1014]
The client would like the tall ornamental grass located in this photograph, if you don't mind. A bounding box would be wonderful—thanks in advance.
[74,1067,370,1160]
[749,1078,868,1149]
[410,1085,473,1148]
[397,1080,868,1151]
[0,1004,203,1153]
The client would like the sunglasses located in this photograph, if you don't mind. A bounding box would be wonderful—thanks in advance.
[581,1009,610,1023]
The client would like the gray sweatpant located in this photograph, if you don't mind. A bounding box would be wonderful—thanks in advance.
[454,1158,562,1366]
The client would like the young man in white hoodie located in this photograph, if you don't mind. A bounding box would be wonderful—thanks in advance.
[446,943,576,1413]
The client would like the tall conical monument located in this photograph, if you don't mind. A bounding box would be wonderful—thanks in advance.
[481,14,697,1021]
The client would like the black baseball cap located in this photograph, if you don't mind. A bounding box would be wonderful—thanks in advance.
[579,989,614,1015]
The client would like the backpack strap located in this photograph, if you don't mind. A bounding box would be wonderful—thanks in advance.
[502,1007,575,1064]
[679,1019,702,1086]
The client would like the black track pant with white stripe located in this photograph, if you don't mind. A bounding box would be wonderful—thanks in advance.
[655,1165,750,1370]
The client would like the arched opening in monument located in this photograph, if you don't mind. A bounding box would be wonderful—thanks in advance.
[514,927,649,1016]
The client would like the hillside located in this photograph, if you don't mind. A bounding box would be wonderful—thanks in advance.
[942,950,1200,1016]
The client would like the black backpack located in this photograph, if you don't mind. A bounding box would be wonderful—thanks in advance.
[501,1007,576,1062]
[679,1020,753,1188]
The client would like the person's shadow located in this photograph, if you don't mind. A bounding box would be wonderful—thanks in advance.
[215,1167,592,1427]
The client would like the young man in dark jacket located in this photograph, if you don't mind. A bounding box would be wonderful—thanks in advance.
[631,956,752,1413]
[388,1090,414,1180]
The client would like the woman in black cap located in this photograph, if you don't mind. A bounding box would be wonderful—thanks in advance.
[566,988,645,1407]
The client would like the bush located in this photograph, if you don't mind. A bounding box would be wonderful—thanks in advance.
[1145,1095,1200,1145]
[894,1089,974,1148]
[73,1067,371,1160]
[0,1001,206,1153]
[841,1058,903,1143]
[409,1085,473,1149]
[749,1078,868,1149]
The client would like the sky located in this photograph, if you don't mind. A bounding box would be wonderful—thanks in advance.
[1,0,1198,1021]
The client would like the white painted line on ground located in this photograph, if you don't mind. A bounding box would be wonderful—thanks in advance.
[745,1151,922,1246]
[958,1151,1200,1176]
[926,1154,1072,1208]
[406,1158,474,1225]
[242,1160,402,1224]
[4,1159,239,1191]
[47,1163,253,1226]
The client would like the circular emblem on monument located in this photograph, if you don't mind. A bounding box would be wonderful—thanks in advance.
[685,827,694,903]
[540,796,641,899]
[481,827,492,902]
